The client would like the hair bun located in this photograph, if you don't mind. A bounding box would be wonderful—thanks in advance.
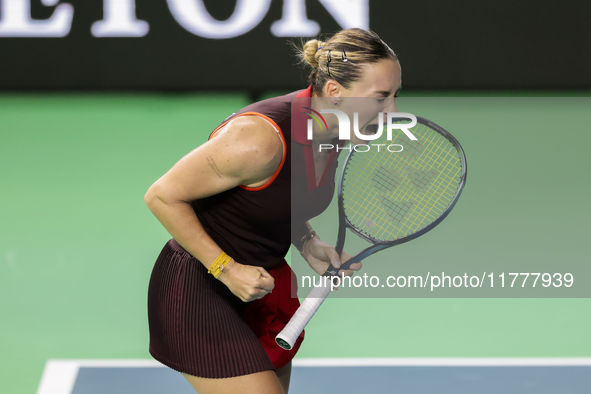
[302,39,327,68]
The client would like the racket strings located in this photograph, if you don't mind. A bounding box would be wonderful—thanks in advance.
[352,132,458,239]
[378,197,413,224]
[391,131,459,235]
[393,127,460,234]
[372,166,401,192]
[409,168,438,191]
[342,123,464,241]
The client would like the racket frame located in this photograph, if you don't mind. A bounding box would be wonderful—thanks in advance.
[327,116,467,275]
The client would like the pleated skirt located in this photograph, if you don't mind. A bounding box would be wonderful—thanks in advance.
[147,238,304,379]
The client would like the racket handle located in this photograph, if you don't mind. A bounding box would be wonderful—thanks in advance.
[275,283,332,350]
[322,253,364,276]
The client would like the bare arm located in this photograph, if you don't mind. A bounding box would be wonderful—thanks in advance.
[144,116,283,301]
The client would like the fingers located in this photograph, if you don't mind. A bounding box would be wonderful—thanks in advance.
[326,247,341,269]
[223,263,275,303]
[308,239,341,269]
[337,261,362,277]
[340,251,362,270]
[254,267,275,293]
[240,283,272,302]
[243,287,270,302]
[239,267,273,302]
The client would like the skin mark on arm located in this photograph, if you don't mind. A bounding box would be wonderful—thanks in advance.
[206,156,223,178]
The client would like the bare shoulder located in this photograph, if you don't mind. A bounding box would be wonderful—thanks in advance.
[212,115,283,155]
[208,115,284,186]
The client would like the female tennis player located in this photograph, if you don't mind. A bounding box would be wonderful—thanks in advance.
[145,28,401,394]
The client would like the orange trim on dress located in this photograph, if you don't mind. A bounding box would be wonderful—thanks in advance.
[208,111,286,192]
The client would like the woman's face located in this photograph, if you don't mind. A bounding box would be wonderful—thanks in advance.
[340,58,402,100]
[323,59,402,144]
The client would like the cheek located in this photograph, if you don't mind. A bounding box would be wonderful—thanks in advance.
[358,111,375,125]
[361,103,385,124]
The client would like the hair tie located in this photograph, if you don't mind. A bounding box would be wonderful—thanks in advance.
[316,46,325,52]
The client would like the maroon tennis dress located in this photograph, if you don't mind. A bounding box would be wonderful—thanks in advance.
[147,86,338,378]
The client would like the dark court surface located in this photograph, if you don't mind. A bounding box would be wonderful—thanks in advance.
[70,365,591,394]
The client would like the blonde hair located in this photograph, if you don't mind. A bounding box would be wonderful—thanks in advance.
[296,28,398,95]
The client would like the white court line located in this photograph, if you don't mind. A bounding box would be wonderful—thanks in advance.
[36,360,79,394]
[36,360,169,394]
[37,358,591,394]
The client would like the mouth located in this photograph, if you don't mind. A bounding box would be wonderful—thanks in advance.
[363,123,380,136]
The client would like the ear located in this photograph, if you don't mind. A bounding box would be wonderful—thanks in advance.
[323,79,343,98]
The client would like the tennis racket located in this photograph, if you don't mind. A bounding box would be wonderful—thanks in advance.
[276,115,467,350]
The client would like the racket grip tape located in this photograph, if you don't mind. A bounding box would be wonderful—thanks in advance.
[275,284,332,350]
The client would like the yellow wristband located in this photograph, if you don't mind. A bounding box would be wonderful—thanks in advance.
[208,251,232,279]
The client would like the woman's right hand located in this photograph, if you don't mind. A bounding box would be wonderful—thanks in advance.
[217,260,275,302]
